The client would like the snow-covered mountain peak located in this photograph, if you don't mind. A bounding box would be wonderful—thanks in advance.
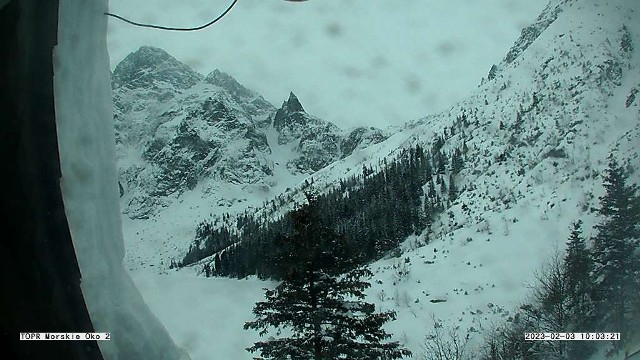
[112,45,202,92]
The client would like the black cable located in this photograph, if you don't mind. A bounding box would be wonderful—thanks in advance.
[104,0,239,32]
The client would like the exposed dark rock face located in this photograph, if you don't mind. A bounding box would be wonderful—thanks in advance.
[273,92,314,144]
[204,69,274,119]
[341,127,389,157]
[271,93,389,173]
[113,47,390,218]
[290,123,342,172]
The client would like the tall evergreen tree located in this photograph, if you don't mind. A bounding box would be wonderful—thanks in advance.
[563,220,596,359]
[427,178,436,199]
[563,220,593,319]
[434,149,447,175]
[244,193,411,360]
[448,173,458,201]
[451,148,464,175]
[439,175,447,197]
[590,156,640,350]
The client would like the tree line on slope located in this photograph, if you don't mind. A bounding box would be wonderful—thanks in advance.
[178,136,468,279]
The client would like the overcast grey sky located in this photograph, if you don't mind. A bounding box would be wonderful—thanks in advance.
[107,0,547,129]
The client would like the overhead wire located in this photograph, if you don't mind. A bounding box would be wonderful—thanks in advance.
[104,0,239,32]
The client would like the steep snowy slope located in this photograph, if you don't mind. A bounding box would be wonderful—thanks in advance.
[260,0,639,217]
[145,0,640,358]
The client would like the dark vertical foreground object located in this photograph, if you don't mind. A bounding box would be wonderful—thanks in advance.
[0,0,103,359]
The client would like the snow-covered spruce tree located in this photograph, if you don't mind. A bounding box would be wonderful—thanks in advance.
[448,173,458,201]
[590,156,640,351]
[562,220,596,359]
[451,148,464,176]
[244,193,412,360]
[563,220,595,324]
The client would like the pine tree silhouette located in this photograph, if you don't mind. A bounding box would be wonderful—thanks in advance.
[563,220,596,359]
[590,156,640,350]
[244,193,411,359]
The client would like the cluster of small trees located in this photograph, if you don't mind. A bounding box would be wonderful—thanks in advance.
[472,157,640,360]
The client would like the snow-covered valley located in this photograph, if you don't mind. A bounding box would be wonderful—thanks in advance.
[111,0,640,359]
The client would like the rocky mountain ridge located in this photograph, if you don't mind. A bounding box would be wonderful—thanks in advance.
[113,46,389,219]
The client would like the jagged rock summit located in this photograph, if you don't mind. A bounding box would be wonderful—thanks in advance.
[273,92,340,144]
[284,91,304,112]
[272,92,315,142]
[270,91,389,172]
